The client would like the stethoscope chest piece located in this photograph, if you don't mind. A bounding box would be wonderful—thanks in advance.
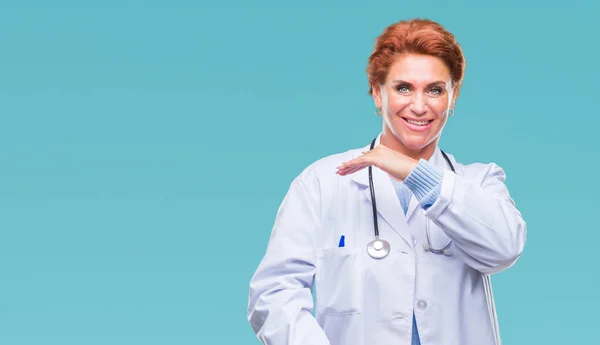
[367,238,390,259]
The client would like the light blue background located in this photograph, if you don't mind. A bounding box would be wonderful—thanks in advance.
[1,1,598,344]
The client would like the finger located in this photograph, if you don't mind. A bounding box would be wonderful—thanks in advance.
[336,160,355,170]
[337,159,363,171]
[341,155,373,168]
[336,149,381,171]
[341,165,368,176]
[337,163,369,176]
[343,164,369,175]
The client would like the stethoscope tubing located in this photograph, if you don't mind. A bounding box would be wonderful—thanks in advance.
[367,137,456,255]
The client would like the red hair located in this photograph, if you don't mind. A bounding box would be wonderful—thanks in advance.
[366,19,466,96]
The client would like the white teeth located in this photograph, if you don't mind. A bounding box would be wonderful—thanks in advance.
[406,119,430,126]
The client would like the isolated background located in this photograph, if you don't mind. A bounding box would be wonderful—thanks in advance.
[1,0,599,344]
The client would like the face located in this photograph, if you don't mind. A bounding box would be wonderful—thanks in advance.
[373,54,457,158]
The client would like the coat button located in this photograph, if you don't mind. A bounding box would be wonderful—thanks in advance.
[417,300,427,309]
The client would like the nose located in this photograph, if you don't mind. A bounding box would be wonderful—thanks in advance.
[410,93,427,115]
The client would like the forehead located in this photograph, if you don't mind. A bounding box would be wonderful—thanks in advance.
[386,54,451,83]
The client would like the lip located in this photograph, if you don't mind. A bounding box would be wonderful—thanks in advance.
[402,117,433,132]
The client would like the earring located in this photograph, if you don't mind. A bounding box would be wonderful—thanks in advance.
[375,107,382,116]
[447,109,454,117]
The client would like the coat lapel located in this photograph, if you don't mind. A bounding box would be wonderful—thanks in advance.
[348,134,414,249]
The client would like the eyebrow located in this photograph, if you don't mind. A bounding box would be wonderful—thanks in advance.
[392,79,447,86]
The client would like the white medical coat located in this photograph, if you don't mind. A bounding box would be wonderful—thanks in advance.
[247,136,527,345]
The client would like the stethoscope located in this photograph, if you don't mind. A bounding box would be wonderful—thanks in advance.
[366,138,456,259]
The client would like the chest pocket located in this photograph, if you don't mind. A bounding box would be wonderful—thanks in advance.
[315,247,362,315]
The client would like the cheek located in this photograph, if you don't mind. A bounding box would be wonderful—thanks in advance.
[429,98,450,116]
[386,94,410,110]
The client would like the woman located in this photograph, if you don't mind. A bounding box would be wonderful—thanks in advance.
[247,18,527,345]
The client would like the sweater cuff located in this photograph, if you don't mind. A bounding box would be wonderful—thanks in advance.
[404,159,443,209]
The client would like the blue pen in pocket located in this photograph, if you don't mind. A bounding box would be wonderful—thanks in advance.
[338,235,345,247]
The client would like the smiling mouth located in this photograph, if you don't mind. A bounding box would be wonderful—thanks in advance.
[402,118,433,126]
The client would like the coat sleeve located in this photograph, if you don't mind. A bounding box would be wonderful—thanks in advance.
[247,177,331,345]
[423,162,527,275]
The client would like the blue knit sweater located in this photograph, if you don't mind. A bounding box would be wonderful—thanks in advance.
[391,158,444,213]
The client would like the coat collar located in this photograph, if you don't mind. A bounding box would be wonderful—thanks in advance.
[347,133,453,248]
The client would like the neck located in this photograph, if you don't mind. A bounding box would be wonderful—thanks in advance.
[380,130,438,162]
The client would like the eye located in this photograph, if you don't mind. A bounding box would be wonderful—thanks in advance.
[428,87,444,95]
[396,85,411,93]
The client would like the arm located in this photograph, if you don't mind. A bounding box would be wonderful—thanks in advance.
[404,159,527,275]
[247,178,331,345]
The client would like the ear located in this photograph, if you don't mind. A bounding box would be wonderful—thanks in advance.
[372,84,383,109]
[450,85,460,109]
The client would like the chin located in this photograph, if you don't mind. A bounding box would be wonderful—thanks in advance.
[385,126,439,154]
[400,137,432,151]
